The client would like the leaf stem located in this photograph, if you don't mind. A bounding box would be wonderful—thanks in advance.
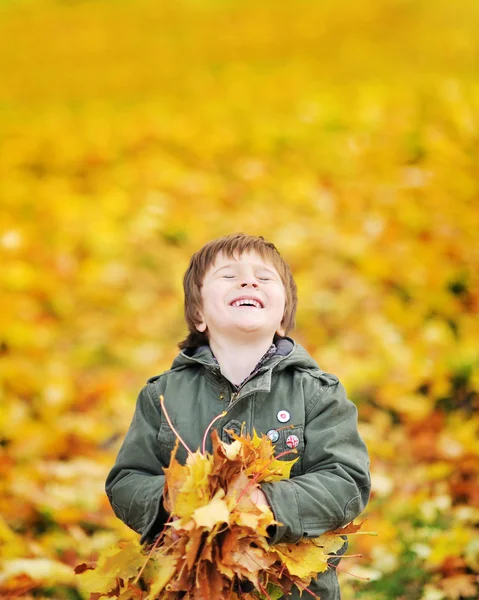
[275,424,296,432]
[326,562,371,581]
[258,580,273,600]
[235,448,297,505]
[202,410,227,454]
[134,514,173,584]
[159,395,192,455]
[293,580,319,598]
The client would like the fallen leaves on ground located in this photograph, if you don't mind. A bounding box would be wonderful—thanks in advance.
[1,1,478,598]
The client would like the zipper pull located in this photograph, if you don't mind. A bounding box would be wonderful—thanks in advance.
[228,391,238,407]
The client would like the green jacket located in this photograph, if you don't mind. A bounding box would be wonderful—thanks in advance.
[106,338,371,599]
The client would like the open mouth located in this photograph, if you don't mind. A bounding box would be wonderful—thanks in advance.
[230,298,264,309]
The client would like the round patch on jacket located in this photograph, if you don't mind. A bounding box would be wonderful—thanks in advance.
[286,434,299,449]
[266,429,279,443]
[276,410,291,423]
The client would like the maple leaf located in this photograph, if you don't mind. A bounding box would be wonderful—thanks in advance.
[220,439,243,460]
[260,455,299,483]
[311,532,347,555]
[191,489,230,530]
[226,428,299,483]
[164,447,214,519]
[145,554,177,598]
[224,536,276,587]
[330,521,364,535]
[77,541,145,597]
[234,509,262,530]
[76,424,372,600]
[439,573,479,600]
[272,539,331,579]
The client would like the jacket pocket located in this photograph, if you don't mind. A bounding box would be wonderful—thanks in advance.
[222,419,243,443]
[274,425,304,477]
[157,422,178,466]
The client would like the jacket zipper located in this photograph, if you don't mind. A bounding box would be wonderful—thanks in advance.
[226,365,269,407]
[228,391,239,409]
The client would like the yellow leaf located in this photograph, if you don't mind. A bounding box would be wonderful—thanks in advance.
[273,539,331,578]
[262,456,298,482]
[77,541,144,595]
[146,553,177,597]
[312,533,347,555]
[0,558,75,586]
[221,439,242,460]
[251,429,265,449]
[0,516,28,559]
[440,574,479,600]
[235,510,260,530]
[170,452,213,519]
[192,490,230,530]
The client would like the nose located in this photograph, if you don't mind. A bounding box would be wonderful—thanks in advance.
[239,271,258,288]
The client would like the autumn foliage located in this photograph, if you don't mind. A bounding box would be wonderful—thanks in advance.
[76,424,365,599]
[1,0,478,599]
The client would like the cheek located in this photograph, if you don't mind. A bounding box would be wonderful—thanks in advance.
[201,293,223,318]
[272,297,286,322]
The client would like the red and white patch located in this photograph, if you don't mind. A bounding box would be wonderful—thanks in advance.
[286,434,299,449]
[276,410,291,423]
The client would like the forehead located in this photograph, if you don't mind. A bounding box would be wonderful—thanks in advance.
[207,250,279,272]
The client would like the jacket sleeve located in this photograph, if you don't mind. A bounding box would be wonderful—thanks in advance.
[261,379,371,544]
[105,384,169,544]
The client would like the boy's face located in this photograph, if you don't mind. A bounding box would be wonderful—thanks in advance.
[196,251,286,343]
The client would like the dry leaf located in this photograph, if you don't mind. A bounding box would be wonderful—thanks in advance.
[440,574,478,600]
[76,428,366,599]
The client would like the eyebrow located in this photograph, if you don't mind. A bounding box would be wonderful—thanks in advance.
[212,263,278,276]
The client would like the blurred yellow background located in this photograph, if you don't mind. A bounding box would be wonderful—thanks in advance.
[1,0,478,598]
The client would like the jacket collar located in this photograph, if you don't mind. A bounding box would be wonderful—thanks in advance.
[175,340,284,395]
[173,337,294,371]
[172,337,319,395]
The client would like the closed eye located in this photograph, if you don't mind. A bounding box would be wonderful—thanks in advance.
[256,268,277,281]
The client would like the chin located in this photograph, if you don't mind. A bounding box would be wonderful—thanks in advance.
[235,326,275,337]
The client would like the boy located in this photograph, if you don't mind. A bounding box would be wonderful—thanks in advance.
[106,233,371,599]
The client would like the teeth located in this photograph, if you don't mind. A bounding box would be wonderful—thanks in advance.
[232,299,262,308]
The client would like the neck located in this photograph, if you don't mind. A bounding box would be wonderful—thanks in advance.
[209,335,274,387]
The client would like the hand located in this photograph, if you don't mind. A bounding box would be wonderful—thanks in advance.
[249,487,269,509]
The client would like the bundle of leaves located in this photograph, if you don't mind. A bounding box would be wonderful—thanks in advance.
[77,407,367,600]
[153,427,364,600]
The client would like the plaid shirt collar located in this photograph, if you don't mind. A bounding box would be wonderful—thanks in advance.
[212,343,277,390]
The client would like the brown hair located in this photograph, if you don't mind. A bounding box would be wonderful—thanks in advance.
[179,233,297,349]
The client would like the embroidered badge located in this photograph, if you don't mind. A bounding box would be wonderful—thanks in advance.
[266,429,280,443]
[286,434,299,449]
[277,410,291,423]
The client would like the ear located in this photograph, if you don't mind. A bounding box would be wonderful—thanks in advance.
[195,317,207,333]
[276,310,287,337]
